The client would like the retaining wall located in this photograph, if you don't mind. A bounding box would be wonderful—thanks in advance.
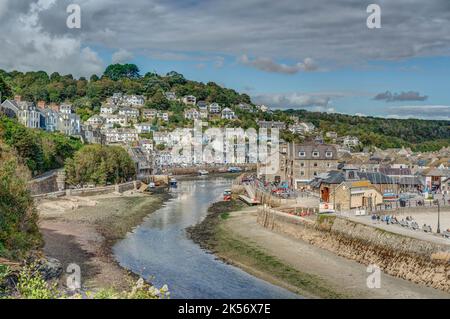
[257,206,450,292]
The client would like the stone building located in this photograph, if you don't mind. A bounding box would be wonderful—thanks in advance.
[288,142,338,189]
[331,180,383,211]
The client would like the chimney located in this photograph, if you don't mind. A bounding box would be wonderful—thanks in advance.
[14,95,22,102]
[50,103,60,112]
[37,100,46,110]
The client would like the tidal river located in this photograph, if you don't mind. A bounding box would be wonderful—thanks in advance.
[113,177,299,299]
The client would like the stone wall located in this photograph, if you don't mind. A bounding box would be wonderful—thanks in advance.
[257,206,450,292]
[27,171,60,196]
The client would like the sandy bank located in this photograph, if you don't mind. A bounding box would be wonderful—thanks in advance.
[37,191,170,291]
[188,201,450,299]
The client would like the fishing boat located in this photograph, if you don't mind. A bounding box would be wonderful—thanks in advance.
[223,189,232,201]
[198,170,209,176]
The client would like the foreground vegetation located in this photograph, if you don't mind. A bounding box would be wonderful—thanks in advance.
[0,142,42,260]
[0,263,169,299]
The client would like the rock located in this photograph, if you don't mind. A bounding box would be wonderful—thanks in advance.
[38,258,63,281]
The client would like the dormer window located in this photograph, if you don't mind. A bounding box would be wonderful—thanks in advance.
[312,151,319,157]
[299,151,306,157]
[325,151,333,158]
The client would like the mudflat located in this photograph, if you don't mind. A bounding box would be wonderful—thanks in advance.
[37,191,169,291]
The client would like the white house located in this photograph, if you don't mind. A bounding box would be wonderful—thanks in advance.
[86,115,104,127]
[139,139,154,153]
[104,128,138,144]
[142,109,157,120]
[157,111,169,122]
[57,112,81,136]
[103,114,128,127]
[134,122,154,134]
[209,102,221,114]
[182,95,197,105]
[342,136,360,148]
[119,107,139,121]
[221,107,236,120]
[164,92,177,101]
[184,108,200,120]
[100,104,117,115]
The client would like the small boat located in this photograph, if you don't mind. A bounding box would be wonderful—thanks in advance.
[227,167,242,173]
[169,178,178,188]
[223,189,232,201]
[198,170,209,176]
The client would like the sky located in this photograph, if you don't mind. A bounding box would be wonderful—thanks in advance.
[0,0,449,120]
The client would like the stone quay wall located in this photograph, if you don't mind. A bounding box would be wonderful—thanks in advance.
[257,206,450,292]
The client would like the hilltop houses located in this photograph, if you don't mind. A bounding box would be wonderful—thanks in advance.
[104,128,138,144]
[209,103,221,114]
[0,96,81,136]
[184,108,201,120]
[221,107,236,120]
[182,95,197,106]
[111,93,145,107]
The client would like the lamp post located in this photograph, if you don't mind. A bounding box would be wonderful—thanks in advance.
[434,199,441,234]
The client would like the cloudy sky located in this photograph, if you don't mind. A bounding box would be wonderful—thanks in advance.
[0,0,450,120]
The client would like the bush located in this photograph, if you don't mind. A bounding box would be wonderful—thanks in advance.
[65,144,136,186]
[0,143,42,259]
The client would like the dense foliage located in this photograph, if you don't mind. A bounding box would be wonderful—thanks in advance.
[0,65,448,151]
[0,116,82,176]
[282,110,450,152]
[0,143,42,259]
[65,144,136,186]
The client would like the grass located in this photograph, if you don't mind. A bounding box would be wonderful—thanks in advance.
[220,212,230,220]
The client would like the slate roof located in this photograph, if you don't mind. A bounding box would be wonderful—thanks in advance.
[290,142,338,160]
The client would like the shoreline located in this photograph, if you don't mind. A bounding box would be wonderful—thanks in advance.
[187,200,450,299]
[37,190,171,292]
[186,201,344,299]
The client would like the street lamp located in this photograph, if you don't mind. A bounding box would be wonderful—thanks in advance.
[434,199,441,234]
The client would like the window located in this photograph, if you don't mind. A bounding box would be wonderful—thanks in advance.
[325,151,333,158]
[314,163,318,167]
[313,172,317,176]
[300,171,305,176]
[299,151,306,157]
[300,162,305,167]
[312,151,319,157]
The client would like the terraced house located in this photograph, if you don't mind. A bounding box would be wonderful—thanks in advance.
[287,142,339,188]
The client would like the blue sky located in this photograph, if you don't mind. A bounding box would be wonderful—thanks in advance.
[0,0,449,120]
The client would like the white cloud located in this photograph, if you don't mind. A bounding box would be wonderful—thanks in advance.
[0,1,103,77]
[386,105,450,120]
[252,92,341,110]
[239,55,317,74]
[112,49,134,64]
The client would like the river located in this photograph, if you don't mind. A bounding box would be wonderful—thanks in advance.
[113,177,299,299]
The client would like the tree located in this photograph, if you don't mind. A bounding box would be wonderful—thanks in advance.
[104,64,141,81]
[0,76,12,101]
[65,145,136,186]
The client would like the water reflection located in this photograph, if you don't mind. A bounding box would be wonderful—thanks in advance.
[113,178,299,299]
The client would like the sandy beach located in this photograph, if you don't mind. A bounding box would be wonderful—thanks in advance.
[36,191,170,291]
